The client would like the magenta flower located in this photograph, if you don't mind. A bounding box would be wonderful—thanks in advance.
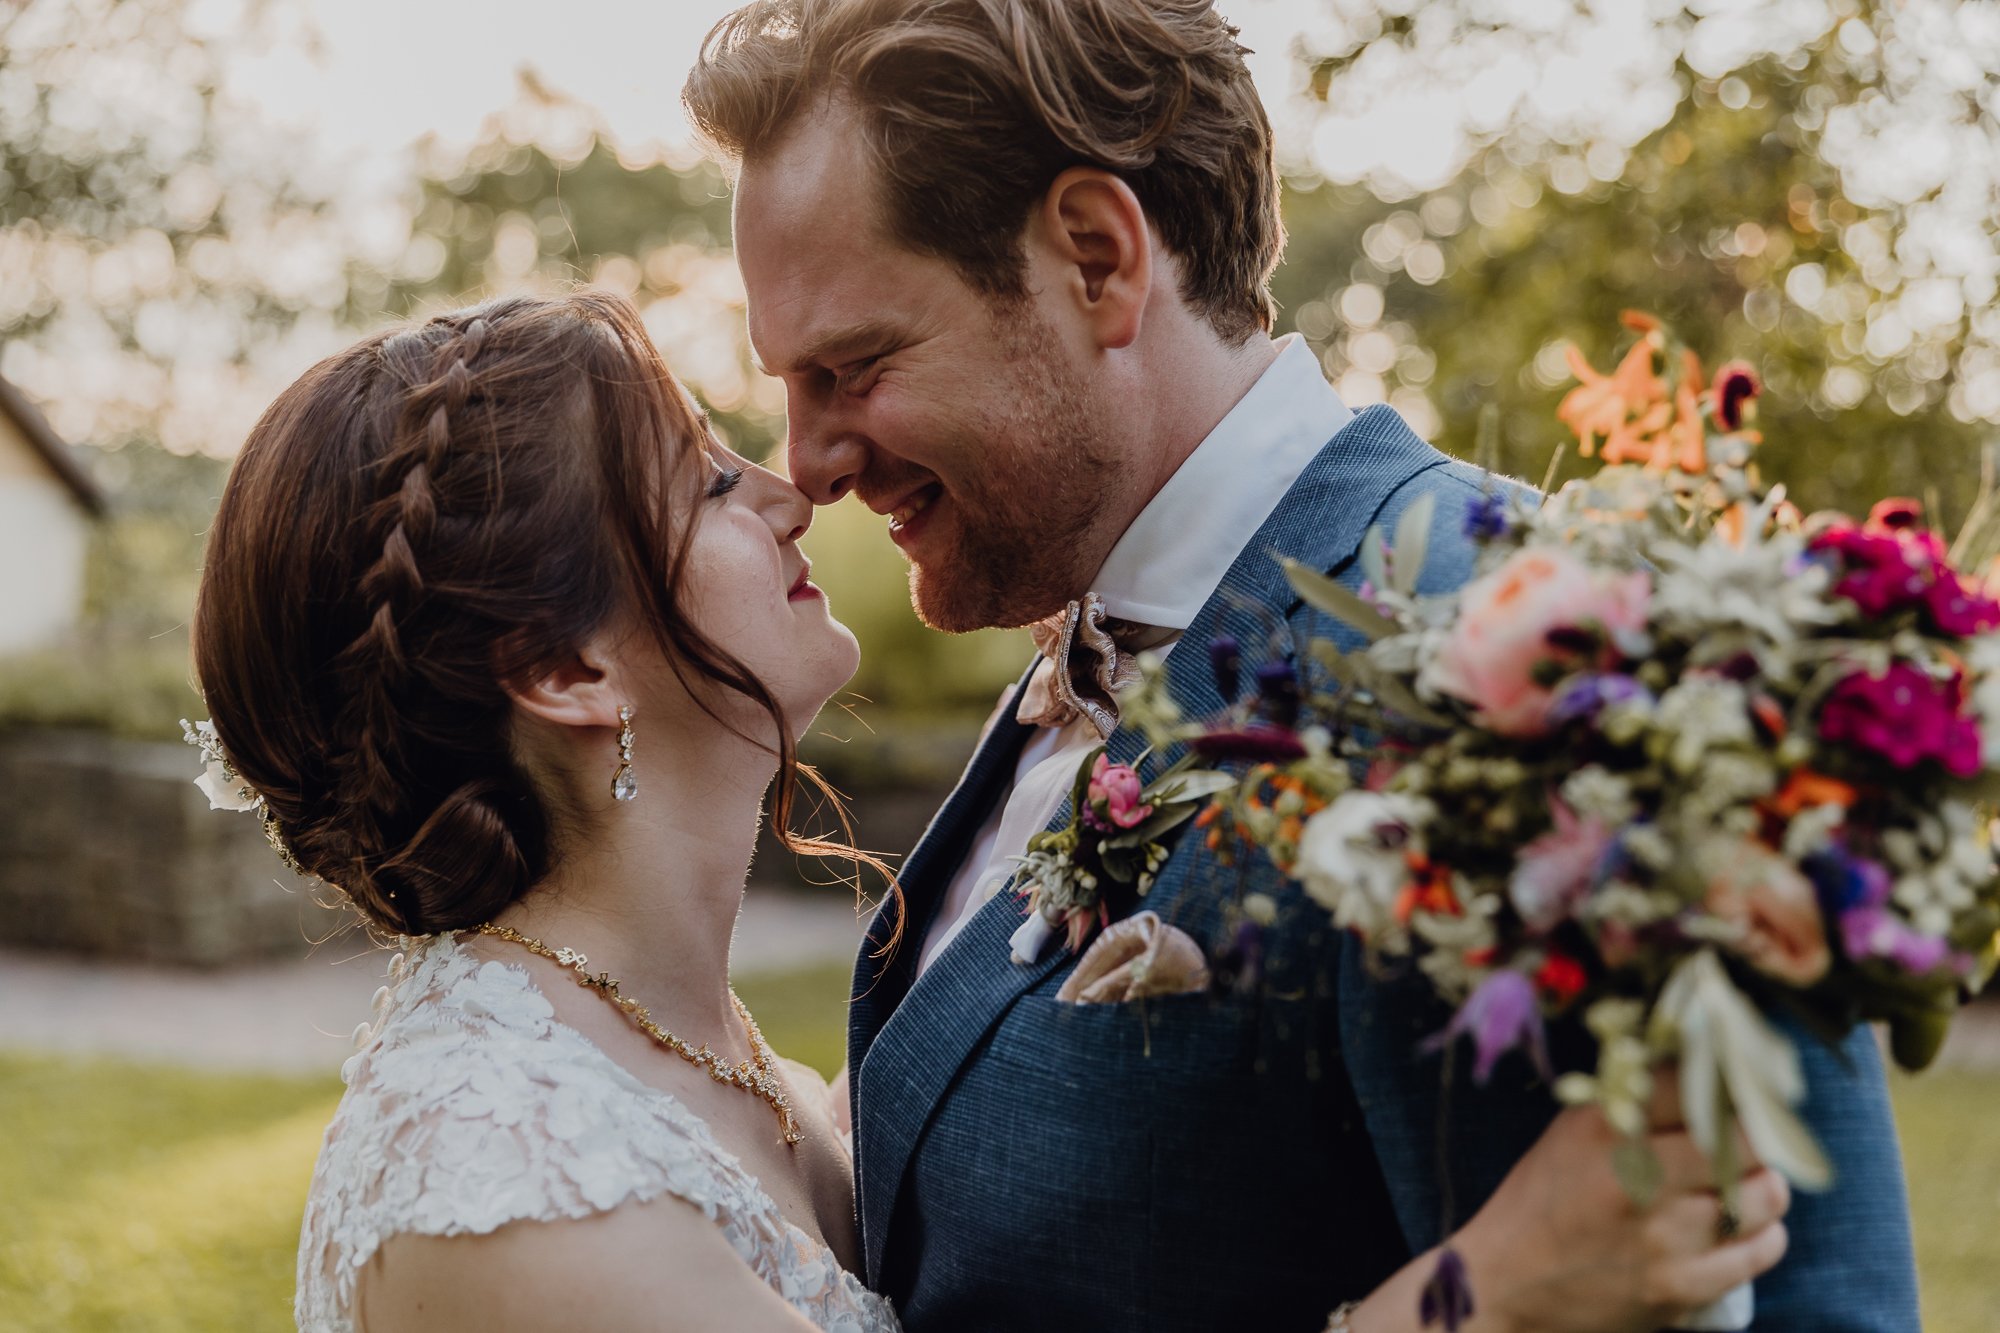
[1809,523,1932,616]
[1190,726,1309,764]
[1086,753,1154,830]
[1923,567,2000,637]
[1426,969,1551,1085]
[1818,663,1983,776]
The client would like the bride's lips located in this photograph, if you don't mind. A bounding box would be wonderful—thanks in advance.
[884,482,944,553]
[787,561,821,602]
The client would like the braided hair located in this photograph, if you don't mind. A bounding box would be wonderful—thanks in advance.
[191,290,878,938]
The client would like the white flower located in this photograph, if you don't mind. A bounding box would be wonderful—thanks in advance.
[193,759,261,812]
[181,718,263,812]
[1646,527,1838,646]
[1964,632,2000,769]
[1295,791,1431,939]
[1560,765,1635,825]
[1653,676,1754,773]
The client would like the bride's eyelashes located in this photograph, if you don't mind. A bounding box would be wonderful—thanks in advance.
[707,466,746,499]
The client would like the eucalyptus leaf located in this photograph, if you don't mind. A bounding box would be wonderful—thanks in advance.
[1309,639,1362,688]
[1360,526,1390,595]
[1151,770,1238,803]
[1283,557,1396,641]
[1655,950,1833,1191]
[1354,661,1457,729]
[1392,492,1436,597]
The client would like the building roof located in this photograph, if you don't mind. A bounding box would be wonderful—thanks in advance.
[0,373,106,516]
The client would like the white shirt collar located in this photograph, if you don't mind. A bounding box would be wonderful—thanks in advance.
[1091,333,1353,629]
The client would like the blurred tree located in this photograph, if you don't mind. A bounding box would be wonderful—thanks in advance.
[1276,0,2000,520]
[0,0,358,455]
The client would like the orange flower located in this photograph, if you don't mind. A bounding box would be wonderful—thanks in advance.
[1767,768,1859,819]
[1559,339,1668,456]
[1667,355,1707,472]
[1393,857,1461,924]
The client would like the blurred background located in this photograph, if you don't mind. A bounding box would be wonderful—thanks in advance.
[1,0,1997,1329]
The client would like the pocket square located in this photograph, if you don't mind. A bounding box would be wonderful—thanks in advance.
[1056,910,1211,1004]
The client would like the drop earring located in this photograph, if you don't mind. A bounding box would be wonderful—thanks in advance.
[611,705,637,802]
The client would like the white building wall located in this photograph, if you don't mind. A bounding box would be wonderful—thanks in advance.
[0,472,90,655]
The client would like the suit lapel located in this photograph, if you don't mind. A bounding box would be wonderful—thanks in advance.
[854,405,1453,1284]
[848,664,1039,1066]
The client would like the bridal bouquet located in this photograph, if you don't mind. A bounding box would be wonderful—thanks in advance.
[1126,313,2000,1224]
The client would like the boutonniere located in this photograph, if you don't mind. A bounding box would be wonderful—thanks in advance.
[1007,747,1234,964]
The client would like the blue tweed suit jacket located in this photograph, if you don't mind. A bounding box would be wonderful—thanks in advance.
[847,406,1920,1332]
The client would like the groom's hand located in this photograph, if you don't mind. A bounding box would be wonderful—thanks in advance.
[1445,1100,1792,1333]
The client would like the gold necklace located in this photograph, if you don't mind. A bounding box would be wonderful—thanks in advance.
[474,923,800,1145]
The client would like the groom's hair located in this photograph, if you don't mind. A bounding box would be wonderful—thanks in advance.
[684,0,1281,344]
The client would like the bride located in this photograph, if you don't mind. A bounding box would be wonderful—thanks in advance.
[190,290,1789,1333]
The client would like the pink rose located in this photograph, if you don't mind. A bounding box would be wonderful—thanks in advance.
[1421,548,1652,738]
[1700,840,1832,986]
[1087,753,1153,830]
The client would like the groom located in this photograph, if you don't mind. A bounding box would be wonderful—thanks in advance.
[686,2,1920,1329]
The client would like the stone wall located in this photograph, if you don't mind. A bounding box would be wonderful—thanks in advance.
[0,724,976,967]
[0,727,323,965]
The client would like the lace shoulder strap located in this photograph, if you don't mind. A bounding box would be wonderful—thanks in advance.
[296,940,771,1326]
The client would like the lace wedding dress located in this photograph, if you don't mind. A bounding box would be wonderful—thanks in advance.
[295,933,899,1333]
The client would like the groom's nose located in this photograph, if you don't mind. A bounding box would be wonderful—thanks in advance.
[782,399,870,506]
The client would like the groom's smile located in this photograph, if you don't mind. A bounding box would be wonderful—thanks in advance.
[732,103,1128,633]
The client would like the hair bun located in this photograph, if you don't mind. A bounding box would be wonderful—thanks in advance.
[369,777,544,935]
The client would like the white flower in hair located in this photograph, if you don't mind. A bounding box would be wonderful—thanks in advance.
[180,718,263,812]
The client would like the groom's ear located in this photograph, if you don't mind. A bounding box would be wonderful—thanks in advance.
[1036,168,1152,352]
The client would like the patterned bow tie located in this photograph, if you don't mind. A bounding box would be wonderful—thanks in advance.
[1016,593,1175,739]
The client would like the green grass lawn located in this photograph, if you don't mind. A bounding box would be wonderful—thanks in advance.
[1,965,1993,1332]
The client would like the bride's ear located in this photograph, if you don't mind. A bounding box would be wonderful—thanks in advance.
[500,632,626,733]
[1035,167,1152,352]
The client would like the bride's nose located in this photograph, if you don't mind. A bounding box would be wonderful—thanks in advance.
[749,462,813,546]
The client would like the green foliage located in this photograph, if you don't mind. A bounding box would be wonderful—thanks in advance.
[0,626,198,741]
[1274,7,1995,522]
[0,963,853,1330]
[2,1013,1996,1330]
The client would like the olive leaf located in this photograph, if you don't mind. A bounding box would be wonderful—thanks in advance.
[1283,556,1396,641]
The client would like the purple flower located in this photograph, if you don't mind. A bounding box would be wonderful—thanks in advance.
[1255,658,1302,728]
[1425,969,1551,1085]
[1547,672,1653,726]
[1213,916,1265,994]
[1420,1246,1476,1331]
[1208,634,1243,704]
[1462,491,1511,542]
[1809,846,1963,976]
[1818,663,1983,776]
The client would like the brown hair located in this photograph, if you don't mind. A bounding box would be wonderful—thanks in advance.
[684,0,1283,343]
[192,289,883,938]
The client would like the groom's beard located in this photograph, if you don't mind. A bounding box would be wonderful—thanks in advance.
[906,312,1118,634]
